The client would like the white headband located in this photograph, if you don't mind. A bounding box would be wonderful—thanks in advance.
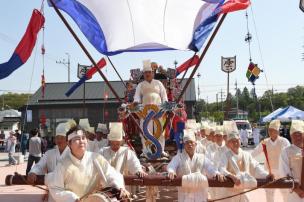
[68,130,84,141]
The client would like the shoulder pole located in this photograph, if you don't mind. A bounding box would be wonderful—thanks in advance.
[177,13,227,102]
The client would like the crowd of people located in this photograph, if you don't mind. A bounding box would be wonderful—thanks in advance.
[2,61,304,202]
[19,117,304,202]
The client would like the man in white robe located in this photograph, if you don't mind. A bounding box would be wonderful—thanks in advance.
[218,130,273,202]
[279,120,304,202]
[252,119,290,202]
[79,119,96,152]
[206,126,229,200]
[94,123,109,152]
[27,121,72,193]
[186,121,206,154]
[206,126,227,162]
[199,122,210,147]
[205,126,216,148]
[252,123,260,146]
[48,126,129,202]
[134,60,168,158]
[100,122,147,200]
[240,128,248,147]
[167,129,224,202]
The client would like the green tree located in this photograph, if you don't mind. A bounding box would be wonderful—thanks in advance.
[0,93,31,110]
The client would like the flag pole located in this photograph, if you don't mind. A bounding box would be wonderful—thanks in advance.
[49,0,149,143]
[162,14,228,132]
[177,13,227,102]
[49,0,122,102]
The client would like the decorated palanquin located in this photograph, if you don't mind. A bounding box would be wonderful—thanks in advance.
[119,65,187,159]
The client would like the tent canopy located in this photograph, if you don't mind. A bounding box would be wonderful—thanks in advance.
[261,106,304,123]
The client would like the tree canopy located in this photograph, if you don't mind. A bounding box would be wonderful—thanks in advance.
[0,93,31,110]
[196,85,304,123]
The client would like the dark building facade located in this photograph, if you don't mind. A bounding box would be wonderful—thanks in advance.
[20,80,196,137]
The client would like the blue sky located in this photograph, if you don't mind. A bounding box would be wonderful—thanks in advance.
[0,0,303,102]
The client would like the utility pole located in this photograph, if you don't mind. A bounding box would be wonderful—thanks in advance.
[197,73,201,100]
[216,93,219,111]
[56,52,71,82]
[1,93,4,111]
[206,96,209,117]
[220,89,224,112]
[235,80,239,119]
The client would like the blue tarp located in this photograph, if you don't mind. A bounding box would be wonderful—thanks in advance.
[261,106,304,122]
[261,108,283,123]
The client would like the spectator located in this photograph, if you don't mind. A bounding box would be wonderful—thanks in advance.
[41,136,48,154]
[124,81,136,103]
[6,131,17,166]
[0,130,5,147]
[26,128,42,175]
[15,130,21,152]
[20,130,29,156]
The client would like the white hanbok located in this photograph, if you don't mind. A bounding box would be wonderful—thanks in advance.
[219,149,269,202]
[30,146,70,202]
[93,139,109,152]
[48,151,124,202]
[86,139,96,152]
[99,146,142,175]
[134,79,168,154]
[167,151,218,202]
[279,145,304,202]
[240,129,248,147]
[205,142,228,200]
[252,128,260,146]
[252,136,290,202]
[30,146,70,176]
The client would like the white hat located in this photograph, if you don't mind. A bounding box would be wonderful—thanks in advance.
[183,129,196,142]
[96,123,109,134]
[215,126,224,136]
[186,119,197,129]
[108,122,124,141]
[66,119,77,130]
[223,121,238,136]
[79,118,90,131]
[290,120,304,135]
[200,122,209,130]
[227,130,240,142]
[209,126,215,133]
[88,127,95,134]
[269,120,281,131]
[143,60,152,72]
[56,123,68,137]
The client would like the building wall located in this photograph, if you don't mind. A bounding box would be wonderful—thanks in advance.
[21,101,194,137]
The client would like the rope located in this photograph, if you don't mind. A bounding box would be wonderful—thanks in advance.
[208,176,294,202]
[249,4,274,111]
[21,15,43,133]
[245,10,252,62]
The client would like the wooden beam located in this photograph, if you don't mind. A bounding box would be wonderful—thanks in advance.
[5,174,296,189]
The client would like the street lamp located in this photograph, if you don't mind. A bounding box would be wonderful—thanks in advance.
[174,60,178,69]
[56,52,71,83]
